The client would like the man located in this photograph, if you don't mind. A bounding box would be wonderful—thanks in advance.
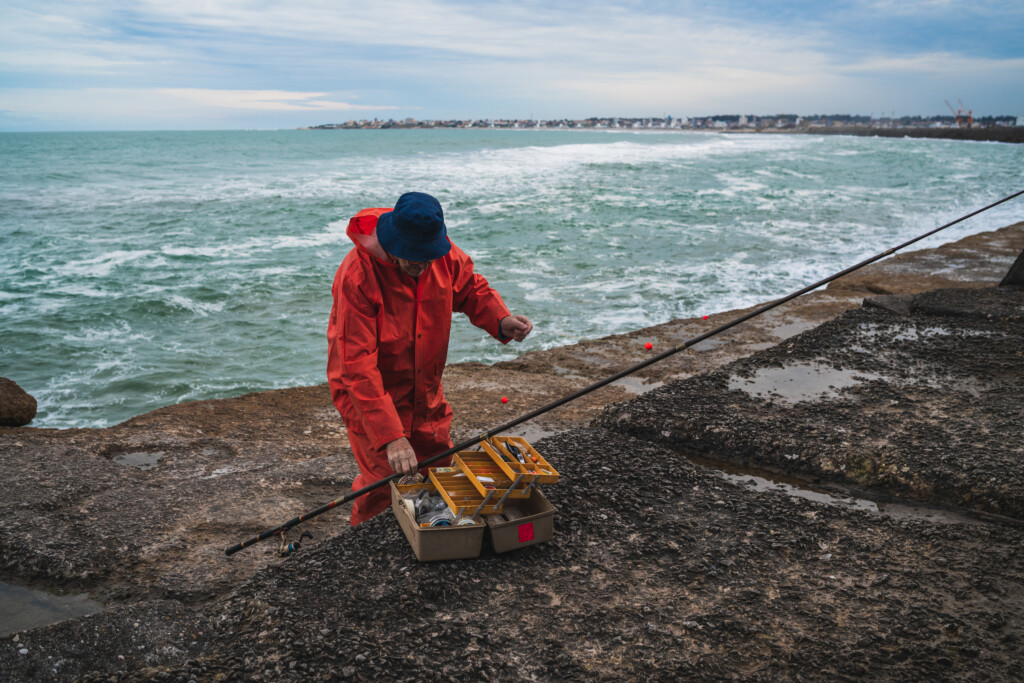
[327,192,533,525]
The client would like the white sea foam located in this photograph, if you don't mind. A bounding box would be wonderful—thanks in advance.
[272,220,348,249]
[166,295,225,316]
[161,243,247,258]
[50,284,111,299]
[254,266,293,277]
[64,321,152,345]
[55,250,155,278]
[713,172,769,195]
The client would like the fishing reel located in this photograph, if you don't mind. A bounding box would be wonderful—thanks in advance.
[278,530,313,557]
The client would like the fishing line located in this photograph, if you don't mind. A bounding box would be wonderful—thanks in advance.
[226,188,1024,555]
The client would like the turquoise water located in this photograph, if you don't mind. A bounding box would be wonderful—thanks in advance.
[2,129,1022,428]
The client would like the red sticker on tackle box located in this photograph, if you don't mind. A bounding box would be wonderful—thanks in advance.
[517,522,534,543]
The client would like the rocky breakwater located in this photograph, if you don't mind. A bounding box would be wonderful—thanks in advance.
[600,286,1024,519]
[804,126,1024,144]
[0,222,1021,680]
[3,428,1022,680]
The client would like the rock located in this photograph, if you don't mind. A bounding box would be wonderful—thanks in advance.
[999,248,1024,288]
[0,378,37,427]
[863,293,914,316]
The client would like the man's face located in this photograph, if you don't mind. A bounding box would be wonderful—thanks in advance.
[393,255,434,278]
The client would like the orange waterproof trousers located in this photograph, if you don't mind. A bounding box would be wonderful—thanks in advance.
[346,419,453,526]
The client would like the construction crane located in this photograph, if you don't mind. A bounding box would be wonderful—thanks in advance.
[945,99,963,128]
[958,99,974,128]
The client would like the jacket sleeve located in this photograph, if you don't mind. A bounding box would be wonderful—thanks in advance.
[329,268,406,451]
[449,243,512,344]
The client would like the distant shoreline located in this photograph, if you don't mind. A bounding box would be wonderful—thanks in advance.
[304,123,1024,144]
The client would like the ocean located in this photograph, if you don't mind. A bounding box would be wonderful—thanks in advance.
[2,129,1022,428]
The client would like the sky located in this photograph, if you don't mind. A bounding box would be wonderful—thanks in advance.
[1,0,1022,131]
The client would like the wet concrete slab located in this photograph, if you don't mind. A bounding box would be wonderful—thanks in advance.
[113,451,164,470]
[726,362,883,404]
[0,581,101,636]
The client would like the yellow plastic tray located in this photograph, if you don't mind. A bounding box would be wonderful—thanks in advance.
[454,450,534,502]
[484,436,560,485]
[428,467,505,517]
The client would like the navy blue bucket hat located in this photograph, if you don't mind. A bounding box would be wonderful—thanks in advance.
[376,192,452,262]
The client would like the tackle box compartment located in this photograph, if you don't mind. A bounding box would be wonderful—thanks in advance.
[454,450,534,502]
[391,481,485,562]
[484,488,555,553]
[428,467,505,517]
[483,436,560,485]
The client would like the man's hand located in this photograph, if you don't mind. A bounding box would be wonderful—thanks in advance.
[500,315,533,342]
[386,437,418,476]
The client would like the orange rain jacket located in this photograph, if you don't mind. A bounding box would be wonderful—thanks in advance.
[327,208,512,522]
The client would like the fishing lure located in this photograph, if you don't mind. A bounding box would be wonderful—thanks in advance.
[505,441,527,464]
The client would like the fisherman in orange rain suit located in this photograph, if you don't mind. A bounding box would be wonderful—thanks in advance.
[327,192,533,525]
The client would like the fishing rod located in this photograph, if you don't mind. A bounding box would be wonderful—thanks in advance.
[226,188,1024,556]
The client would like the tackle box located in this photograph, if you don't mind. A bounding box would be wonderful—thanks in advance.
[390,481,485,562]
[391,436,559,561]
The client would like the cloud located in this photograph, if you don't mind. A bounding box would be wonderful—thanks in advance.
[0,0,1021,128]
[0,88,396,130]
[157,89,396,111]
[865,0,1023,16]
[839,53,1024,76]
[0,1,833,77]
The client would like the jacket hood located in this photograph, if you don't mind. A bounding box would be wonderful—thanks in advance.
[346,208,391,262]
